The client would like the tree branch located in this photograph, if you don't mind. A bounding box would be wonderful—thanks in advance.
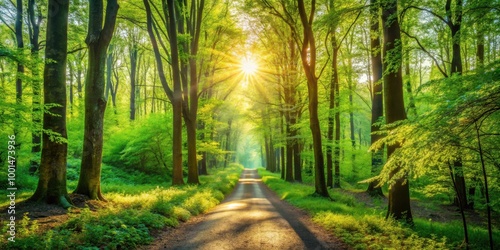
[401,29,449,78]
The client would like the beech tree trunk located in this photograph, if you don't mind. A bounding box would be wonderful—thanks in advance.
[292,126,302,182]
[285,121,294,181]
[327,43,339,188]
[333,63,341,188]
[367,0,384,196]
[144,0,184,185]
[297,0,329,197]
[129,44,137,121]
[28,0,42,156]
[445,0,469,210]
[75,0,119,200]
[15,0,23,104]
[382,0,412,223]
[30,0,71,208]
[177,0,205,184]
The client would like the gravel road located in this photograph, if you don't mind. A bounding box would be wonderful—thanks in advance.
[147,168,347,250]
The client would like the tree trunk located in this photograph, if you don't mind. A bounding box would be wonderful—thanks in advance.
[367,0,384,196]
[167,0,184,185]
[348,62,356,179]
[30,0,71,208]
[76,52,84,99]
[105,45,117,109]
[75,0,119,200]
[334,57,341,188]
[198,121,208,175]
[382,0,412,224]
[15,0,23,104]
[297,0,329,197]
[446,0,469,210]
[327,35,338,188]
[144,0,184,185]
[403,34,417,117]
[129,44,137,121]
[280,145,285,174]
[28,0,42,157]
[292,127,302,182]
[177,0,204,184]
[186,117,199,183]
[224,119,232,169]
[13,0,24,160]
[285,122,294,181]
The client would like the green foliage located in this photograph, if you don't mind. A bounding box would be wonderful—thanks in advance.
[103,113,172,176]
[370,61,500,211]
[259,168,499,249]
[1,165,243,250]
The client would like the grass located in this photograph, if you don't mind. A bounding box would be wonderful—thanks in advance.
[258,168,500,250]
[0,163,243,250]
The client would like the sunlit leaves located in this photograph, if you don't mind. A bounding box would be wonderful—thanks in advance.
[370,61,500,189]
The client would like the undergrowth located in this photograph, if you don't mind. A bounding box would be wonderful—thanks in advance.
[1,164,242,250]
[258,168,500,250]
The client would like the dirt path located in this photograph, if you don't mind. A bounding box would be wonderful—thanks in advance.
[146,169,347,250]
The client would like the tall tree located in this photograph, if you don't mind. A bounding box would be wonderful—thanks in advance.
[143,0,184,185]
[297,0,329,197]
[75,0,119,200]
[367,0,384,196]
[445,0,469,210]
[178,0,205,184]
[14,0,23,104]
[28,0,43,157]
[129,42,138,121]
[382,0,412,223]
[30,0,71,208]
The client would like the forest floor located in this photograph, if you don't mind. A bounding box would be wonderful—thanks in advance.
[2,168,496,249]
[143,168,348,250]
[3,193,107,234]
[343,189,495,227]
[7,184,491,237]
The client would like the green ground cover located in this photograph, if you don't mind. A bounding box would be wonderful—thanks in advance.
[0,163,242,250]
[258,168,500,250]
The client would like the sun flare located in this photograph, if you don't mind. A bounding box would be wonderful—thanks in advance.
[240,57,258,75]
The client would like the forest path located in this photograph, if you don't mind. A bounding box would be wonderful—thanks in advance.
[147,168,347,250]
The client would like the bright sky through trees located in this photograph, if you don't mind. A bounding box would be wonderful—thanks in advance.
[240,56,258,75]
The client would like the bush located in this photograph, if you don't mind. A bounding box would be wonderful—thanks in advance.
[103,113,172,176]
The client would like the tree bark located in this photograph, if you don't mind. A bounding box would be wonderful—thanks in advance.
[292,126,302,182]
[285,121,294,181]
[333,64,341,188]
[177,0,205,184]
[348,57,357,179]
[327,42,338,188]
[445,0,469,210]
[30,0,71,208]
[15,0,24,104]
[75,0,119,200]
[129,43,137,121]
[28,0,42,156]
[297,0,329,197]
[367,0,384,196]
[144,0,184,185]
[382,0,412,224]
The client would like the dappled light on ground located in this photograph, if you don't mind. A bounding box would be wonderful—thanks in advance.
[149,169,346,250]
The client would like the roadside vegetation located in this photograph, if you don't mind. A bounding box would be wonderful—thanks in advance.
[0,163,242,250]
[259,168,500,250]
